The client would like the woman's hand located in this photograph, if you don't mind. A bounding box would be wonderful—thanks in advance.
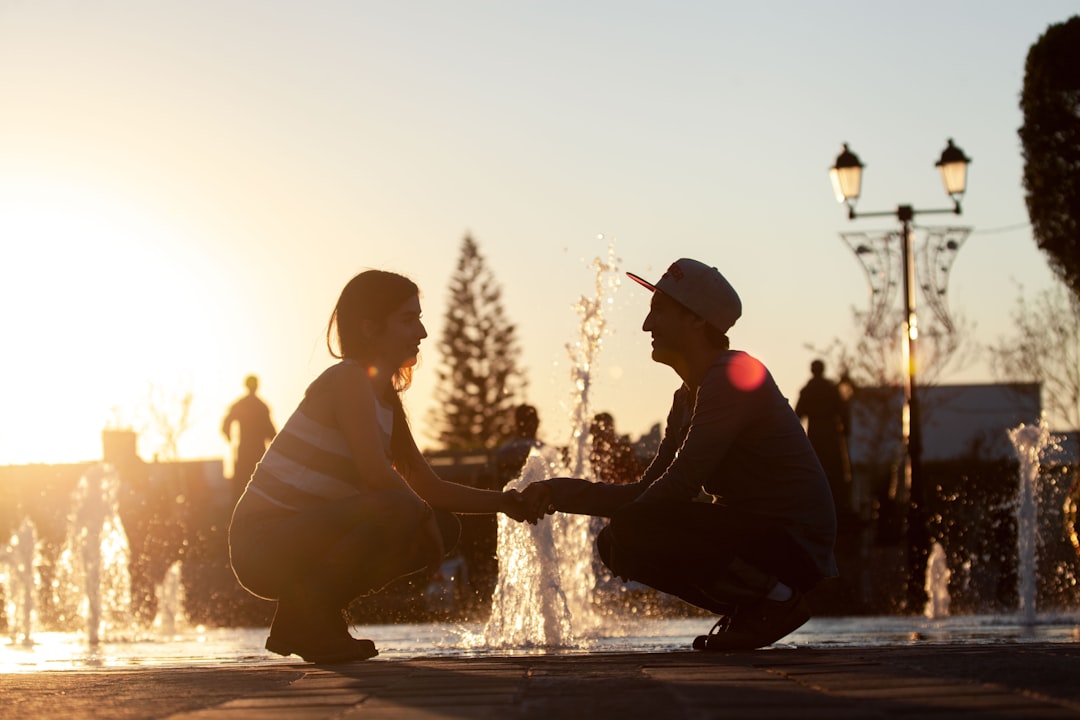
[498,489,534,524]
[498,487,554,524]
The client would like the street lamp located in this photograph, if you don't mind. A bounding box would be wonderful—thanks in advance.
[830,139,972,612]
[936,139,972,211]
[829,143,864,219]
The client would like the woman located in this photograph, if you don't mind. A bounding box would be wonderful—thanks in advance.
[229,270,530,663]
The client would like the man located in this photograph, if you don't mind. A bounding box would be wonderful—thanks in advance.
[796,359,852,515]
[526,258,837,650]
[222,374,277,499]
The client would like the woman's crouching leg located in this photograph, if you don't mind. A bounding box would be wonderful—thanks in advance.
[322,505,462,602]
[232,495,451,609]
[262,499,459,663]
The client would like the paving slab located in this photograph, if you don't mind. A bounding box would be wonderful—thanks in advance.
[2,643,1079,719]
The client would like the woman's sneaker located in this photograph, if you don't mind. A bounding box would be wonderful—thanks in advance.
[266,605,378,663]
[692,591,810,651]
[265,633,378,664]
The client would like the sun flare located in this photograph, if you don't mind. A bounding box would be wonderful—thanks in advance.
[0,179,234,465]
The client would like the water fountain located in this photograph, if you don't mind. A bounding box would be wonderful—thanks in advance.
[481,241,621,649]
[154,560,185,638]
[4,519,37,646]
[923,541,951,619]
[1,463,135,645]
[69,463,134,644]
[482,451,579,648]
[1007,418,1062,625]
[0,456,211,670]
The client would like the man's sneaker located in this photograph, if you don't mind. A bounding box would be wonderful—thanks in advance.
[691,615,734,650]
[692,591,810,651]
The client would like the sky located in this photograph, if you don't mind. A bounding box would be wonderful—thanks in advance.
[0,1,1075,469]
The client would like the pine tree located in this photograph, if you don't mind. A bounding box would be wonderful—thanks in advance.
[428,235,526,450]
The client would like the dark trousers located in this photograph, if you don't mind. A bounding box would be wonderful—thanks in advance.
[596,500,822,614]
[231,498,460,607]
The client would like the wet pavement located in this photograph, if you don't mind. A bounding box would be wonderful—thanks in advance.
[3,643,1080,719]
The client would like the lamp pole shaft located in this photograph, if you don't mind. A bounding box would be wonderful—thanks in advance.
[899,210,930,611]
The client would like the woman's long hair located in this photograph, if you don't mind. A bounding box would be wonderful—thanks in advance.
[327,270,420,391]
[327,270,420,471]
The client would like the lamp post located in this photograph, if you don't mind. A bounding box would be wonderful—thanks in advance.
[830,139,972,612]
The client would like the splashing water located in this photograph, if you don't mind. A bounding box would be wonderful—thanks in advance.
[1007,418,1060,625]
[924,541,951,619]
[483,450,575,647]
[154,560,185,638]
[61,464,133,644]
[480,240,621,649]
[564,242,622,479]
[2,518,38,645]
[2,464,136,646]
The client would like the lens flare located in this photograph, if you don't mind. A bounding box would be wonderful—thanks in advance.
[727,354,766,392]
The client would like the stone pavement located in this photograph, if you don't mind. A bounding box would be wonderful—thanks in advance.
[3,643,1080,719]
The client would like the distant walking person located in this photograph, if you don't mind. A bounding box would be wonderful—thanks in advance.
[222,375,277,497]
[795,360,851,515]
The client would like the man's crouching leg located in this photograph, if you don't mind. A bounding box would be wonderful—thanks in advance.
[598,500,813,651]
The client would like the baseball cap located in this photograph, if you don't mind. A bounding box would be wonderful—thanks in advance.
[626,258,742,332]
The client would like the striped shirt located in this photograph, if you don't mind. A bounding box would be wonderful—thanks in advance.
[243,364,394,512]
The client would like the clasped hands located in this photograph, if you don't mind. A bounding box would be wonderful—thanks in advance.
[500,482,555,524]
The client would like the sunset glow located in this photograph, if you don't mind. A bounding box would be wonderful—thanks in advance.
[0,179,234,464]
[1,1,1075,467]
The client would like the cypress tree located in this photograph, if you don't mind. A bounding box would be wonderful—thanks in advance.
[428,235,526,450]
[1020,15,1080,301]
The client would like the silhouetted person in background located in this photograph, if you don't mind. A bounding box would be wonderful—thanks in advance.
[495,404,544,488]
[796,360,851,515]
[222,375,277,498]
[589,412,639,485]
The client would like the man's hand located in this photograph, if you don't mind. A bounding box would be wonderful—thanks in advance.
[520,482,555,522]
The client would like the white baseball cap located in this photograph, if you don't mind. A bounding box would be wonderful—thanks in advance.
[627,258,742,332]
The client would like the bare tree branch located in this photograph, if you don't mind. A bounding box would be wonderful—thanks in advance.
[987,280,1080,431]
